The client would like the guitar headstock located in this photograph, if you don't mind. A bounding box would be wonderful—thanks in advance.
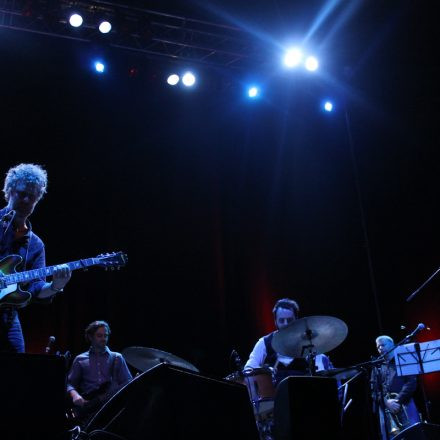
[96,252,128,270]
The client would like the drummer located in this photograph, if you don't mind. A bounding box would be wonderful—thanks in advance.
[244,298,333,384]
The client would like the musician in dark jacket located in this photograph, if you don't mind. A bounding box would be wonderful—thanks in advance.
[0,163,71,352]
[67,320,133,414]
[371,335,421,439]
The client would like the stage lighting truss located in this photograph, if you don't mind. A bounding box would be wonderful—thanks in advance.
[0,0,265,70]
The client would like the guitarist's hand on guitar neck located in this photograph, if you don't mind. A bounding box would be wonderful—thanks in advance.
[39,264,72,299]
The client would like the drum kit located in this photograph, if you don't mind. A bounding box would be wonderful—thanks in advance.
[227,316,353,439]
[122,315,354,440]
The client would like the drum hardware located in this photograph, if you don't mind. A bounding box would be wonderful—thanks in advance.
[316,366,361,382]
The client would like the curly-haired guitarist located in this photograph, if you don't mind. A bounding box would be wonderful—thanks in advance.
[0,163,71,352]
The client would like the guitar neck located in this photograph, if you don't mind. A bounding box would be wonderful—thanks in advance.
[5,258,100,286]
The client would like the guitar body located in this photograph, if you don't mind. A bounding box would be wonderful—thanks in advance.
[0,255,32,308]
[67,382,112,428]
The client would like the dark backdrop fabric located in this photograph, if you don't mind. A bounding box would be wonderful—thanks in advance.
[0,0,439,429]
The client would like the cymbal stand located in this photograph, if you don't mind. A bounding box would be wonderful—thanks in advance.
[301,327,318,375]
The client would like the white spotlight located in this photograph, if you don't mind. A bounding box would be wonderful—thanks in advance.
[98,21,112,34]
[305,56,319,71]
[284,48,302,68]
[69,13,83,28]
[94,61,105,73]
[182,72,196,87]
[324,101,333,112]
[167,74,180,86]
[248,87,259,98]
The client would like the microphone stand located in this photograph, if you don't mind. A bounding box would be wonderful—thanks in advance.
[345,356,394,440]
[413,342,431,422]
[406,265,440,302]
[404,262,434,418]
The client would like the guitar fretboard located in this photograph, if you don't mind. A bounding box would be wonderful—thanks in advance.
[5,258,98,285]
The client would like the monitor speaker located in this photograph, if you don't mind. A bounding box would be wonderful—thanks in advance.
[274,375,342,440]
[86,363,260,440]
[0,353,67,440]
[393,422,440,440]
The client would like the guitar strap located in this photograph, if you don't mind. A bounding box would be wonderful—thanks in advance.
[109,352,117,382]
[18,230,32,271]
[0,209,15,257]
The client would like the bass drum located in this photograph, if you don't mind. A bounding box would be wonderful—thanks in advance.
[225,367,275,438]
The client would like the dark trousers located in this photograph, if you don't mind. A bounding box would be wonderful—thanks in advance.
[0,309,25,353]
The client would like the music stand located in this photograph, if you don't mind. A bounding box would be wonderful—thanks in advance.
[394,339,440,376]
[394,339,440,423]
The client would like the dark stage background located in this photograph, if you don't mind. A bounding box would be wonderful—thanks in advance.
[1,0,439,433]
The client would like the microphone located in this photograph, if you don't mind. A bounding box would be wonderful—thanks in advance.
[406,323,426,340]
[230,349,243,370]
[45,335,56,354]
[1,210,16,232]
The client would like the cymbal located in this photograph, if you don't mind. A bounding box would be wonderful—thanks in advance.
[271,315,348,358]
[122,346,199,373]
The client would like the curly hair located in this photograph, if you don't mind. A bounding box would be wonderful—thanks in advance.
[85,320,111,342]
[3,163,48,202]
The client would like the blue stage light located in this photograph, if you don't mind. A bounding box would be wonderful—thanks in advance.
[94,61,105,73]
[284,47,303,68]
[248,86,259,98]
[305,56,319,71]
[323,101,333,112]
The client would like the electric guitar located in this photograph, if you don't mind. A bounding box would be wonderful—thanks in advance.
[0,252,127,308]
[66,381,113,428]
